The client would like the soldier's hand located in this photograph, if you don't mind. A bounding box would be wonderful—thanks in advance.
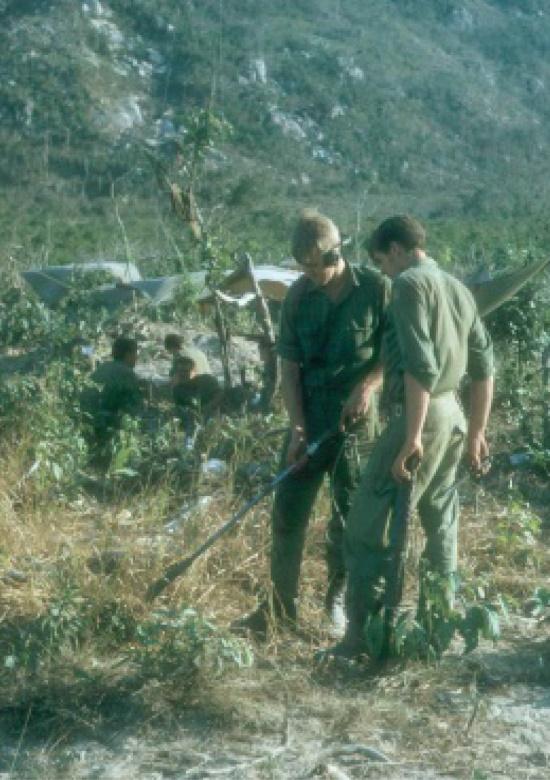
[392,440,423,483]
[339,381,373,431]
[466,431,489,476]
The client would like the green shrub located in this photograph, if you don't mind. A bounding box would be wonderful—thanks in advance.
[130,607,253,683]
[0,286,52,348]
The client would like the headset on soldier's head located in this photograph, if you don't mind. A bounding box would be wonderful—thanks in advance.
[321,236,351,268]
[296,236,350,269]
[321,235,352,267]
[320,246,341,267]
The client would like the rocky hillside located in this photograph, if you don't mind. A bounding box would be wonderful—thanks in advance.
[1,0,550,266]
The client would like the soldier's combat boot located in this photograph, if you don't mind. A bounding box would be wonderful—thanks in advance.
[316,597,368,662]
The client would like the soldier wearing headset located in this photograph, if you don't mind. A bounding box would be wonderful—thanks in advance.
[233,210,390,638]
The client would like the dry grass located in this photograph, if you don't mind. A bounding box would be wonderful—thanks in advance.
[1,412,550,778]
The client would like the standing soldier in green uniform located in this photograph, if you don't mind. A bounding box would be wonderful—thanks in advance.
[328,215,494,658]
[233,210,389,638]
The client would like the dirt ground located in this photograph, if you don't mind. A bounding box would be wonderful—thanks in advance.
[1,486,549,780]
[1,621,549,779]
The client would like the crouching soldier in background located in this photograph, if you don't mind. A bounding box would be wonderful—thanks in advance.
[171,352,223,436]
[232,209,389,639]
[81,336,144,451]
[164,332,220,438]
[164,333,211,379]
[327,215,494,660]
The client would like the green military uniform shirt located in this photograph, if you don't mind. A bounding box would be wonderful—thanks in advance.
[344,257,495,631]
[382,258,494,405]
[90,360,143,416]
[278,263,389,438]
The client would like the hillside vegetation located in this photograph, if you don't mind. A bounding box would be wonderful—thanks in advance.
[2,0,550,265]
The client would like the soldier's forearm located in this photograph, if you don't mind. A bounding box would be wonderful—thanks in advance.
[358,362,383,392]
[468,376,494,437]
[404,372,430,445]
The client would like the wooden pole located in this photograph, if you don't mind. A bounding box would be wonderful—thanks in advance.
[212,291,232,389]
[543,344,550,449]
[243,253,279,410]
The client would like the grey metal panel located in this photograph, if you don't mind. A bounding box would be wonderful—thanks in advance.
[21,261,142,306]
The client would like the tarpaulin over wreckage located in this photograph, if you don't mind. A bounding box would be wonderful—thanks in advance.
[21,262,300,312]
[197,258,549,317]
[21,262,189,310]
[21,257,549,316]
[197,265,300,311]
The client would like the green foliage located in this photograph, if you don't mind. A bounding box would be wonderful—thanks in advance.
[4,1,550,263]
[532,449,550,476]
[148,273,201,322]
[23,363,90,493]
[378,571,502,662]
[107,415,143,477]
[471,770,492,780]
[105,414,190,482]
[0,279,110,351]
[0,375,42,432]
[486,270,548,351]
[482,254,549,447]
[33,411,88,491]
[131,607,253,683]
[2,578,86,674]
[0,286,52,347]
[0,353,91,493]
[460,604,501,654]
[2,595,253,685]
[493,498,541,567]
[527,586,550,617]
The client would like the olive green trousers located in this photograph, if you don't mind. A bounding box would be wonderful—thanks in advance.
[270,431,364,619]
[344,394,466,629]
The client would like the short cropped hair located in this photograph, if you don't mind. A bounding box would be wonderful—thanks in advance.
[368,215,426,256]
[164,333,183,352]
[112,336,138,362]
[291,209,341,263]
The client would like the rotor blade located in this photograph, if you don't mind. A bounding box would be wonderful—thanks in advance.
[471,257,550,317]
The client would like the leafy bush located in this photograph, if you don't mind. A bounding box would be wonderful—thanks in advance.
[2,593,253,686]
[27,363,90,491]
[493,498,542,567]
[0,358,90,497]
[105,413,192,484]
[0,280,111,351]
[2,579,87,674]
[130,607,253,684]
[365,571,502,662]
[0,375,43,432]
[0,286,52,348]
